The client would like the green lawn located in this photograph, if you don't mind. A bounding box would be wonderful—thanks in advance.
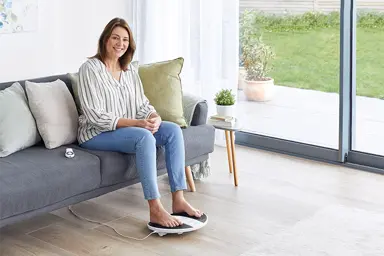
[262,28,384,99]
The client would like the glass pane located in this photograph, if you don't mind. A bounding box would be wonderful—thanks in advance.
[238,2,340,148]
[353,0,384,156]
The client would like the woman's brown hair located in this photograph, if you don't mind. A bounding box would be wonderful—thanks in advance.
[92,17,136,71]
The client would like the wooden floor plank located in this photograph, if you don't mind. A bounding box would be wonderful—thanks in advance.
[0,234,75,256]
[0,213,64,237]
[28,223,159,256]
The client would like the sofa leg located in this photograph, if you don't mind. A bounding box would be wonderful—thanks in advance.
[185,166,196,192]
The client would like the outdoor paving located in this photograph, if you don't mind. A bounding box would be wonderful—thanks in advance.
[235,85,384,156]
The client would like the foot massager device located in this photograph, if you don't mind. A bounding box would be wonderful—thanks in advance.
[147,212,208,236]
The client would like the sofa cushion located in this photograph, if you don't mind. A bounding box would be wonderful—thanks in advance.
[25,79,79,149]
[182,124,215,160]
[0,145,100,220]
[0,82,41,157]
[73,146,166,187]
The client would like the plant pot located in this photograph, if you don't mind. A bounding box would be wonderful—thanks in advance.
[216,104,236,117]
[238,67,246,90]
[244,78,275,102]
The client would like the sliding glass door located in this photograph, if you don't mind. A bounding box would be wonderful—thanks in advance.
[347,0,384,171]
[237,1,342,162]
[237,0,384,173]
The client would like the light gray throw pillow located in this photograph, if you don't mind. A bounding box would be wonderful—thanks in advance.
[0,82,41,157]
[25,79,79,149]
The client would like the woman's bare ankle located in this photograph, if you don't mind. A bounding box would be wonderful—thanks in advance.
[171,190,184,203]
[148,198,163,211]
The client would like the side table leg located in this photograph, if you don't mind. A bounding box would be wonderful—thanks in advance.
[230,131,238,186]
[185,166,196,192]
[225,130,233,173]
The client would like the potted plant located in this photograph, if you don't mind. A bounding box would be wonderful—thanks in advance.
[240,10,276,101]
[214,89,236,117]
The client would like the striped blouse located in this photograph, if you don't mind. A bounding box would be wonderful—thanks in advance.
[77,58,156,144]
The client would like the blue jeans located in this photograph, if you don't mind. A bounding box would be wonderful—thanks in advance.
[80,121,187,200]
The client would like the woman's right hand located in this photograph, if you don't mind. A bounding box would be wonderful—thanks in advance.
[135,119,156,132]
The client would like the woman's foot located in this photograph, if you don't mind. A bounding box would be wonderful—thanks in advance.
[172,192,203,218]
[149,199,182,227]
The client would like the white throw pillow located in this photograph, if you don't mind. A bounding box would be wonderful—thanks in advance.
[25,79,79,149]
[0,82,41,157]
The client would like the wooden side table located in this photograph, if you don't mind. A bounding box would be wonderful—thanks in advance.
[208,119,242,186]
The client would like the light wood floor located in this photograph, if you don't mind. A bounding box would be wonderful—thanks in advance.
[1,145,384,256]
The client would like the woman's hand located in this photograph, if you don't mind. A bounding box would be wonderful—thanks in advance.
[135,119,156,132]
[147,116,162,134]
[117,118,159,133]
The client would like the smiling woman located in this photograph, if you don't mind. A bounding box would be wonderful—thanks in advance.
[91,18,136,73]
[75,17,204,229]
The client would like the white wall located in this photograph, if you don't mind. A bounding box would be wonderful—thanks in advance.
[0,0,132,82]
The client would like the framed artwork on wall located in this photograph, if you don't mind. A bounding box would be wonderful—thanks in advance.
[0,0,38,34]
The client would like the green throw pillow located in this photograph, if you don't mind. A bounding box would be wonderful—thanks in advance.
[138,57,188,127]
[68,73,81,113]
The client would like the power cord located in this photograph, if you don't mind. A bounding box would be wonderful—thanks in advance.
[68,205,157,240]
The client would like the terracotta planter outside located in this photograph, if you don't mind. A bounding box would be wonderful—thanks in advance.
[244,78,275,102]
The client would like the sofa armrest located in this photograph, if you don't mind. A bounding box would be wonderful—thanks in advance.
[190,101,208,126]
[183,93,208,126]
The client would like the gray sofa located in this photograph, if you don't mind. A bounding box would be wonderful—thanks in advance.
[0,74,215,228]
